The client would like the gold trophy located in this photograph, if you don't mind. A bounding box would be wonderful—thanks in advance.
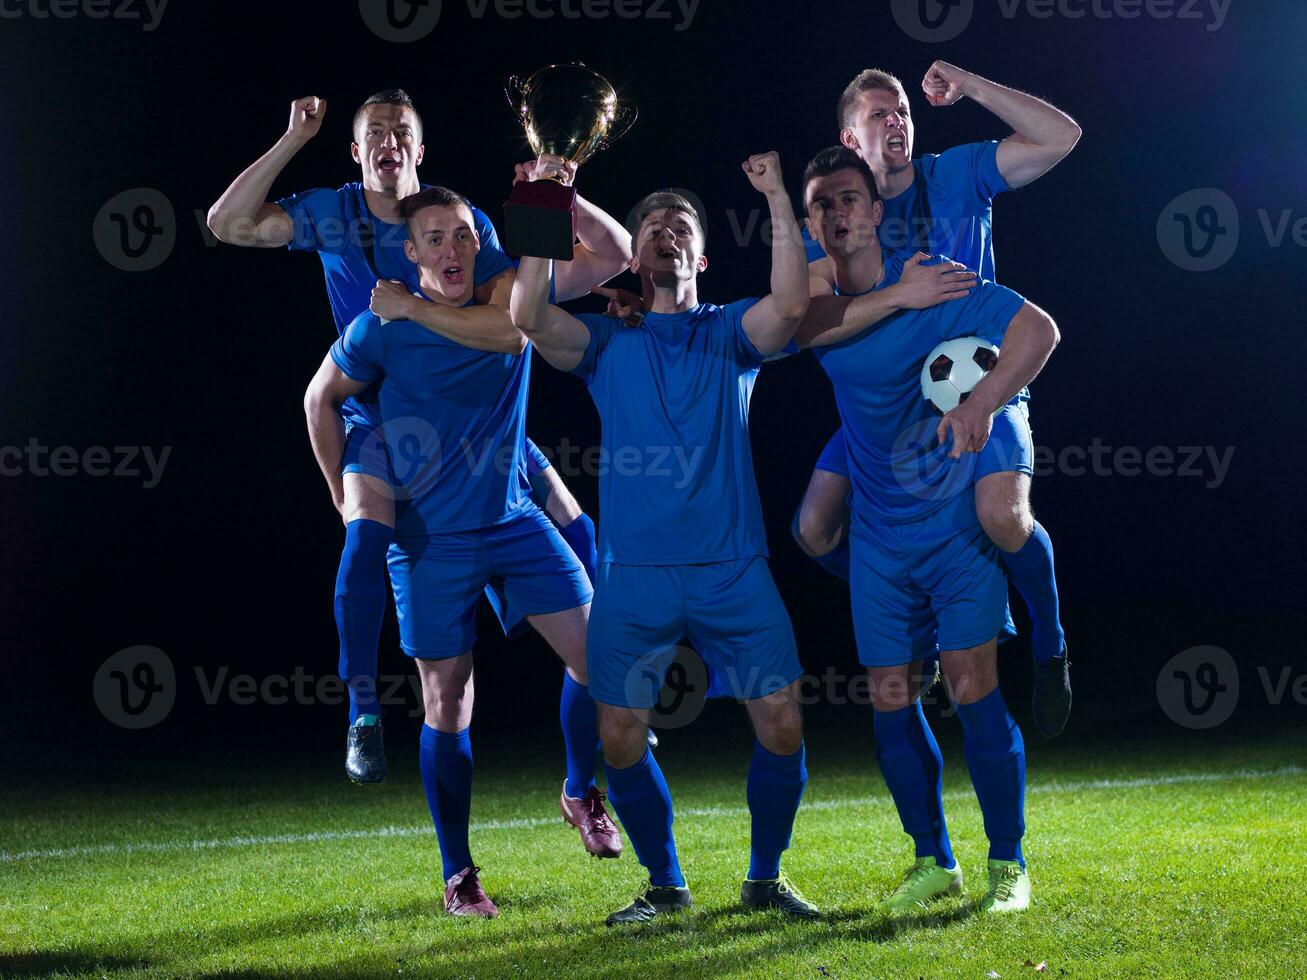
[503,63,636,259]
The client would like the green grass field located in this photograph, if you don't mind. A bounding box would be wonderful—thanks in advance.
[4,719,1306,979]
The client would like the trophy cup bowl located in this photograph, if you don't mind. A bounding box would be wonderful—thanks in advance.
[503,64,635,259]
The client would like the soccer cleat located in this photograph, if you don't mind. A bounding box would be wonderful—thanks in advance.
[979,859,1031,913]
[604,880,692,926]
[740,874,820,919]
[916,654,942,700]
[1032,647,1072,738]
[878,856,963,914]
[444,865,499,918]
[559,783,623,858]
[647,728,659,750]
[345,715,387,784]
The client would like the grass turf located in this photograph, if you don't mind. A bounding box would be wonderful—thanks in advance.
[3,719,1305,979]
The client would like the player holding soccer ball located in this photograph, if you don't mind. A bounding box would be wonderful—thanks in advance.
[511,153,820,925]
[792,145,1059,913]
[206,91,632,805]
[793,65,1081,736]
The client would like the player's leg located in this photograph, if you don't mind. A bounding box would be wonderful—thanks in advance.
[939,640,1031,913]
[336,426,396,784]
[390,534,496,918]
[680,557,816,917]
[930,513,1031,913]
[491,505,620,857]
[588,564,691,925]
[791,429,853,581]
[847,519,961,913]
[975,404,1071,737]
[741,679,819,918]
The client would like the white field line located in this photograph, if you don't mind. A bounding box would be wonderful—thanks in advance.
[3,765,1301,865]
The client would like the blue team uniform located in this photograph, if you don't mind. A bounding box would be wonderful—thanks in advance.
[330,310,591,657]
[811,252,1026,665]
[570,301,802,707]
[804,143,1031,482]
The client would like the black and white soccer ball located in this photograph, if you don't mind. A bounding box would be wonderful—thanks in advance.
[920,336,1000,414]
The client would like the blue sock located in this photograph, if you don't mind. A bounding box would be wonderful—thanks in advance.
[334,519,392,723]
[956,688,1026,867]
[1000,521,1065,664]
[560,673,600,798]
[874,703,955,869]
[606,748,684,887]
[746,740,807,880]
[558,512,597,586]
[419,725,475,881]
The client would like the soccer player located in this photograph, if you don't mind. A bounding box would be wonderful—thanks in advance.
[511,152,821,925]
[303,186,616,918]
[796,145,1060,913]
[206,91,631,784]
[793,65,1081,736]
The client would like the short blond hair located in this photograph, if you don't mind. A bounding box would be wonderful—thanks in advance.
[837,69,909,130]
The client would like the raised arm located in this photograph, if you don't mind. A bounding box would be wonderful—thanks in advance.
[795,253,978,349]
[207,97,327,247]
[922,62,1082,189]
[303,352,369,515]
[509,256,593,372]
[370,272,527,355]
[739,152,809,356]
[937,301,1060,458]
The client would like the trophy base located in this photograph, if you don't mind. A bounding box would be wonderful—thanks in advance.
[503,180,578,260]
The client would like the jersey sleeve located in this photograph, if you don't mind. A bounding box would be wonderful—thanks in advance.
[275,187,344,253]
[929,265,1025,348]
[330,312,385,385]
[931,141,1010,209]
[470,205,516,287]
[570,313,621,386]
[721,297,767,367]
[523,437,551,475]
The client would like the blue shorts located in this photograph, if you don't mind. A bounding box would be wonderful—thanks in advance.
[849,493,1010,668]
[387,505,592,659]
[814,401,1034,486]
[524,438,550,476]
[977,402,1034,481]
[588,557,802,708]
[341,420,394,484]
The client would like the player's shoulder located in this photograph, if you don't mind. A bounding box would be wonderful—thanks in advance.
[345,309,384,337]
[922,142,999,175]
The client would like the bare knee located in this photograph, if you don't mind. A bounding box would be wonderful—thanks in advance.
[792,473,851,558]
[419,659,474,731]
[940,643,999,706]
[599,704,648,769]
[868,666,917,712]
[976,478,1033,554]
[753,702,803,755]
[342,473,395,527]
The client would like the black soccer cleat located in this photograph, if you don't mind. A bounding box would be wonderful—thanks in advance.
[741,875,820,919]
[604,881,692,926]
[1032,647,1072,738]
[345,718,388,783]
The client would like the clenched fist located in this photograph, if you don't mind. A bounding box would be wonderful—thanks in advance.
[742,151,785,196]
[287,96,327,141]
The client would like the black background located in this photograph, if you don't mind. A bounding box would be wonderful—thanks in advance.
[3,0,1304,758]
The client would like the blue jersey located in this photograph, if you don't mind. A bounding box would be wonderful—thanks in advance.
[330,310,531,539]
[811,252,1025,526]
[571,300,769,565]
[804,141,1008,281]
[279,182,515,427]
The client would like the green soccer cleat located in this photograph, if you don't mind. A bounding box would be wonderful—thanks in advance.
[878,856,963,914]
[604,880,692,926]
[979,859,1031,913]
[740,874,820,919]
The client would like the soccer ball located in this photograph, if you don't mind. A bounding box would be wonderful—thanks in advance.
[920,336,1000,415]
